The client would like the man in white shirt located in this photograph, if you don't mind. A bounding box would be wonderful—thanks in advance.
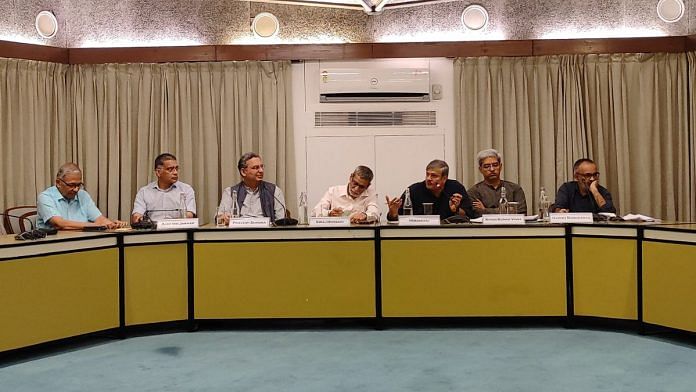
[313,166,380,223]
[131,153,197,223]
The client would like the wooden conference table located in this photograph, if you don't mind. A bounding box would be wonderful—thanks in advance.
[1,222,695,353]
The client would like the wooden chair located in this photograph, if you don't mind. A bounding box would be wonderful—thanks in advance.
[3,205,38,234]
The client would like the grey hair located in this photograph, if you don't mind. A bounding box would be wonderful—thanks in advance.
[573,158,595,174]
[476,149,502,167]
[426,159,449,177]
[56,162,82,179]
[352,165,374,182]
[237,152,261,174]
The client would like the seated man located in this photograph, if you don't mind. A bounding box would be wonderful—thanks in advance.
[37,162,126,230]
[554,158,616,214]
[468,149,527,215]
[312,165,380,224]
[386,159,478,221]
[218,152,286,222]
[131,153,196,223]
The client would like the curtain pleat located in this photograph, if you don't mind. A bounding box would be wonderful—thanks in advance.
[455,53,693,221]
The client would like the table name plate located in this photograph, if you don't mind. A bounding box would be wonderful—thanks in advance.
[398,215,440,226]
[549,212,594,224]
[156,218,199,230]
[482,214,525,225]
[228,217,271,228]
[309,217,351,227]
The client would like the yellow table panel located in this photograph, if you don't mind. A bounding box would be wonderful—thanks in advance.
[643,241,696,332]
[124,244,188,326]
[0,249,119,352]
[381,238,566,317]
[194,241,375,318]
[572,238,637,319]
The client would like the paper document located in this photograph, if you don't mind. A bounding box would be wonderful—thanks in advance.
[622,214,660,222]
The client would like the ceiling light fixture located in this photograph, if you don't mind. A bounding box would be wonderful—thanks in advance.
[251,12,280,38]
[656,0,684,23]
[35,11,58,39]
[461,5,489,31]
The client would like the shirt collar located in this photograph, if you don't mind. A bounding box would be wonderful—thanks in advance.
[52,186,80,203]
[152,181,179,192]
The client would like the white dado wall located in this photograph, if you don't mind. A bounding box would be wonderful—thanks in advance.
[292,58,455,218]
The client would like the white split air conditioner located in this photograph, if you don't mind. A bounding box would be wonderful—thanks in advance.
[319,67,430,103]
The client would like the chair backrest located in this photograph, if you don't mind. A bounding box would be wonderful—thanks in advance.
[3,206,38,234]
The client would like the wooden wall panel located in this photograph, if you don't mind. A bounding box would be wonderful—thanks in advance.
[372,41,533,58]
[69,45,216,64]
[2,36,693,65]
[215,44,373,61]
[0,40,69,63]
[533,37,687,56]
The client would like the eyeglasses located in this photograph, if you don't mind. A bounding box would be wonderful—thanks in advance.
[58,178,84,189]
[349,177,370,191]
[578,172,600,179]
[481,162,500,170]
[157,165,179,173]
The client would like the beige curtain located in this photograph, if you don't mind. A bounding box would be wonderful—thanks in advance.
[1,59,294,224]
[455,53,693,221]
[0,58,73,211]
[71,61,294,223]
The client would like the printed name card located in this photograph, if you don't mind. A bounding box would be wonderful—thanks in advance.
[398,215,440,226]
[549,212,594,224]
[482,214,525,225]
[228,217,271,228]
[309,217,351,227]
[156,218,199,230]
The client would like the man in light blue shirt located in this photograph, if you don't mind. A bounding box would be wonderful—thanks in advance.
[37,163,126,230]
[131,153,197,223]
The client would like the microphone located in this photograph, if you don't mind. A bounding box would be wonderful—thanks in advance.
[261,182,298,226]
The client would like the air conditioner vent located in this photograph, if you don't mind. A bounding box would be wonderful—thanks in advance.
[314,111,436,127]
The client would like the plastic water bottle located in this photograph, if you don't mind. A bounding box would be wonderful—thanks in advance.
[179,192,187,218]
[298,192,308,225]
[403,188,413,215]
[498,186,508,214]
[231,190,240,218]
[539,187,550,221]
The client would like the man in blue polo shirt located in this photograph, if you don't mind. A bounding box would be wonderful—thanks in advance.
[37,162,126,230]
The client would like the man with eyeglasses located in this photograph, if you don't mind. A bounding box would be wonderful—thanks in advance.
[467,149,527,215]
[386,159,478,221]
[312,166,380,224]
[217,152,286,223]
[131,153,197,224]
[37,162,127,230]
[554,158,616,213]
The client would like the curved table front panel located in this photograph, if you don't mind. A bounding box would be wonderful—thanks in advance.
[0,233,119,352]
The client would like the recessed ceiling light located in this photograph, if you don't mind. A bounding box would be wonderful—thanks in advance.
[35,11,58,39]
[252,12,280,39]
[461,5,489,31]
[656,0,684,23]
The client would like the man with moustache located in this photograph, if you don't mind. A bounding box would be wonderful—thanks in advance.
[554,158,616,214]
[37,162,127,230]
[217,152,287,223]
[131,153,197,223]
[468,149,527,215]
[313,165,380,223]
[385,159,477,221]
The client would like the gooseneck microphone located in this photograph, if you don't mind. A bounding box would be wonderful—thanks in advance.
[260,181,298,226]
